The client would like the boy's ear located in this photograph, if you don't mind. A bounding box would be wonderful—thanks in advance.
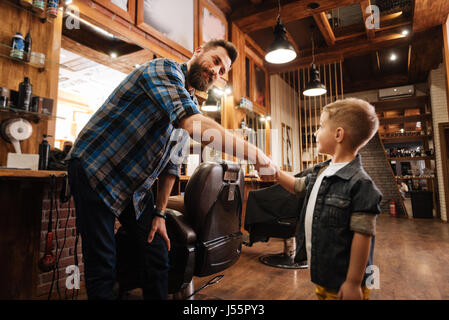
[335,127,344,143]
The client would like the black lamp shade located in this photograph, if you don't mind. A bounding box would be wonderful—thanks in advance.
[265,18,297,64]
[303,64,327,96]
[202,89,220,112]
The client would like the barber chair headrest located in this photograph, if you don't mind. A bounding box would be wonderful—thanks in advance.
[183,161,244,230]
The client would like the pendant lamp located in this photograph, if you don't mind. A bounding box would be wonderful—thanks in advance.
[201,88,220,112]
[265,0,297,64]
[303,33,327,97]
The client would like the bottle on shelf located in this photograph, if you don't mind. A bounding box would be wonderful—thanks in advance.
[17,77,33,111]
[46,0,59,18]
[32,0,45,13]
[10,32,25,60]
[24,30,32,62]
[38,134,51,170]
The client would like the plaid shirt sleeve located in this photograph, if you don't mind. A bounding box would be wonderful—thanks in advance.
[139,59,200,178]
[138,59,200,128]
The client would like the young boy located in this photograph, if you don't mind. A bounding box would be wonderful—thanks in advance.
[275,98,382,300]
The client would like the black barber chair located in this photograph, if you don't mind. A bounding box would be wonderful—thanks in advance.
[244,168,312,269]
[115,161,244,299]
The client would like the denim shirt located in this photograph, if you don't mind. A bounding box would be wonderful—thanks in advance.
[295,154,382,291]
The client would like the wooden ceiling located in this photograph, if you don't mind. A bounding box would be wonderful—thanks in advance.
[213,0,449,93]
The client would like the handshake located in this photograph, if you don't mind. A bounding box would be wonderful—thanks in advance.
[253,150,280,181]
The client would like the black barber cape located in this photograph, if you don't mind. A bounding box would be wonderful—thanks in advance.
[244,168,313,242]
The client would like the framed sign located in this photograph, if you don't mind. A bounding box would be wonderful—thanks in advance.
[282,123,293,171]
[244,47,269,114]
[136,0,195,58]
[199,0,227,45]
[93,0,136,23]
[254,63,266,107]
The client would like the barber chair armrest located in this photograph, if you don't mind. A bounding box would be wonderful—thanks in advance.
[165,209,197,244]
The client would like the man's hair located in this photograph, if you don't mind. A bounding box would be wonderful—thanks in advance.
[202,39,238,65]
[323,98,379,150]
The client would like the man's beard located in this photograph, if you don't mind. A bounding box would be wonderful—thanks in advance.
[187,60,213,91]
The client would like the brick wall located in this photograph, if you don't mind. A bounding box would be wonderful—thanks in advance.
[37,182,84,299]
[37,181,125,299]
[429,63,449,222]
[359,133,406,215]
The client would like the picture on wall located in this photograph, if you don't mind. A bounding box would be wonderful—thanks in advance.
[142,0,194,53]
[254,63,266,107]
[94,0,136,22]
[201,5,226,44]
[110,0,128,11]
[282,123,293,171]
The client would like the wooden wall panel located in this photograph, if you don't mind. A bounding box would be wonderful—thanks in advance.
[0,2,62,166]
[443,15,449,116]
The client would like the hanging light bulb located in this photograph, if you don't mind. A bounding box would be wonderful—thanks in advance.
[303,33,326,97]
[201,88,220,112]
[265,0,297,64]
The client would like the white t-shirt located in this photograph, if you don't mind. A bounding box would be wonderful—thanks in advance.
[305,161,350,266]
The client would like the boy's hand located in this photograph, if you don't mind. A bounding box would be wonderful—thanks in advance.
[255,151,279,180]
[337,281,363,300]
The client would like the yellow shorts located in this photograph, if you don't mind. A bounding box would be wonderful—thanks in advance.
[315,285,370,300]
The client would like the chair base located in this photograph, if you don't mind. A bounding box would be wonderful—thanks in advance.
[259,254,308,269]
[258,237,308,269]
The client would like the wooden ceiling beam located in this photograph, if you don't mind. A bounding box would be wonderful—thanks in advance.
[268,31,410,73]
[360,0,375,39]
[413,0,449,32]
[231,0,362,33]
[61,35,154,74]
[313,12,336,46]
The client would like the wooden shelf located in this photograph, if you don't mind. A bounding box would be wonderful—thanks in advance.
[395,176,435,180]
[379,113,432,125]
[388,156,435,161]
[381,135,432,143]
[372,95,429,111]
[0,106,64,122]
[0,169,67,179]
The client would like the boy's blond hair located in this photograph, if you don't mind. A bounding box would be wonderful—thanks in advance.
[323,98,379,151]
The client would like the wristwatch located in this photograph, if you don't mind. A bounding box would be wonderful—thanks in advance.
[154,208,166,220]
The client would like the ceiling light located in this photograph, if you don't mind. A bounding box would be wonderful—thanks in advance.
[110,52,117,59]
[201,89,220,112]
[390,53,397,61]
[266,115,271,121]
[224,86,232,95]
[260,116,266,122]
[213,87,224,97]
[265,0,297,64]
[303,33,326,97]
[401,29,409,36]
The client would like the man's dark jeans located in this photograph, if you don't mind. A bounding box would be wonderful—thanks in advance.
[68,158,169,300]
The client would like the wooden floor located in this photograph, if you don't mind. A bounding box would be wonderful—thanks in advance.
[194,214,449,300]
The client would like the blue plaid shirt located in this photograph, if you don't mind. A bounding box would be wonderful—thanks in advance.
[69,59,201,219]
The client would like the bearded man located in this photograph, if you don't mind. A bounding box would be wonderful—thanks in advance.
[67,40,277,300]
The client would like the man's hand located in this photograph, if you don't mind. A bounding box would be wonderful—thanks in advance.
[337,281,363,300]
[147,216,171,251]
